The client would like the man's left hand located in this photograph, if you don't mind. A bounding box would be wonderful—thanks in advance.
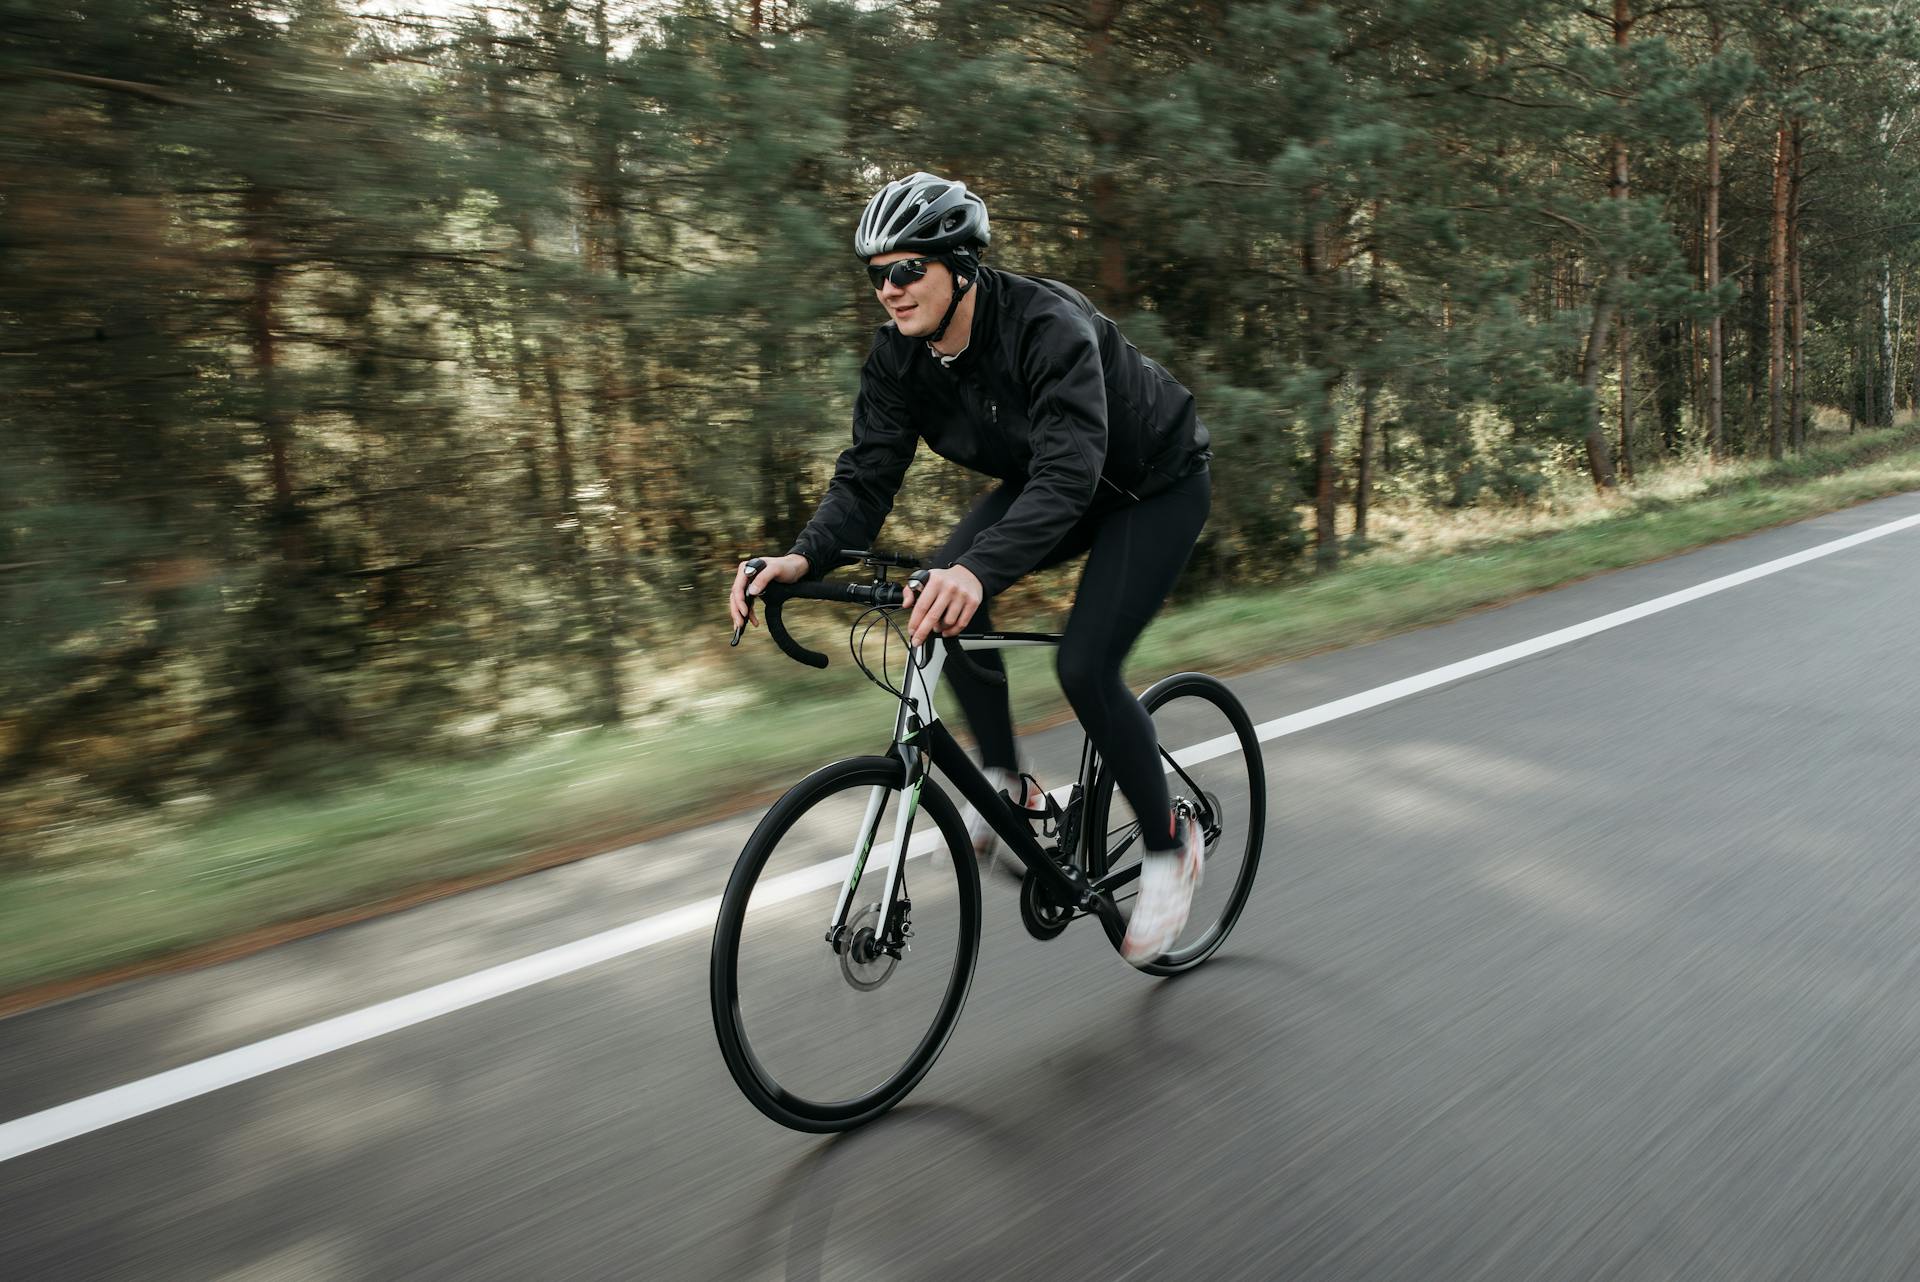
[902,565,984,647]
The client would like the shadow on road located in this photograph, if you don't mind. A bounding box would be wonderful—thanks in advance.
[736,1103,1041,1281]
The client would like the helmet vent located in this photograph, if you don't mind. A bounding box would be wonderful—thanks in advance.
[853,172,991,258]
[886,199,923,238]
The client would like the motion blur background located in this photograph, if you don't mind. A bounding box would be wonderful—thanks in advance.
[7,0,1920,985]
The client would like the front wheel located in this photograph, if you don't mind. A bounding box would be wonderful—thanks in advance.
[1087,672,1266,976]
[710,755,981,1132]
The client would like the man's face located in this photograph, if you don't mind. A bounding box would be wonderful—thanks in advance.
[868,251,956,339]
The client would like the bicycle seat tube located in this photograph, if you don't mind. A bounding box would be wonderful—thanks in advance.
[900,635,1116,927]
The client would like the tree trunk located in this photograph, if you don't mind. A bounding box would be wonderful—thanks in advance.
[1085,0,1130,309]
[1894,276,1905,413]
[1789,119,1805,450]
[1611,0,1633,479]
[1910,274,1920,412]
[1767,120,1789,460]
[1848,329,1859,431]
[507,311,544,509]
[1688,313,1701,440]
[1853,286,1867,430]
[1302,226,1339,570]
[1355,211,1382,544]
[245,186,299,565]
[588,0,638,650]
[541,318,620,723]
[1687,196,1702,448]
[1313,397,1338,570]
[242,183,346,740]
[1878,263,1896,427]
[1355,381,1377,544]
[1618,323,1634,483]
[1654,321,1686,454]
[1580,273,1619,489]
[1745,261,1765,442]
[1705,65,1725,459]
[490,21,622,724]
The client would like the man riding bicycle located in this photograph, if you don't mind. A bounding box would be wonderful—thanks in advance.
[728,171,1213,964]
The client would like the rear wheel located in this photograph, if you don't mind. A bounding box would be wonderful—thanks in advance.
[1087,672,1265,975]
[710,755,980,1132]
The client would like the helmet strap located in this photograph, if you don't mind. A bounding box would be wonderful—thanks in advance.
[926,251,978,346]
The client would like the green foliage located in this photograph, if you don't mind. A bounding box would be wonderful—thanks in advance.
[6,0,1920,866]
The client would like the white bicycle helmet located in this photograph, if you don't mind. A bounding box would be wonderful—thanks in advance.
[854,171,991,259]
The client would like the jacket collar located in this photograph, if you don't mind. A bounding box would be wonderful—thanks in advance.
[926,265,996,372]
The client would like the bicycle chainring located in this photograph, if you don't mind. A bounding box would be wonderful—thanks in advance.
[1019,868,1073,941]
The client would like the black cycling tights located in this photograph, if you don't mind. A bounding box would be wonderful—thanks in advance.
[935,467,1211,854]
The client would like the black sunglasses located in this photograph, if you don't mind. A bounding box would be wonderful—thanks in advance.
[865,256,937,290]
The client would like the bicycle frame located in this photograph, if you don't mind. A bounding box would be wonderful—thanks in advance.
[824,629,1126,954]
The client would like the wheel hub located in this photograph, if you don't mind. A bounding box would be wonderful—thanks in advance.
[1197,789,1223,853]
[838,902,899,991]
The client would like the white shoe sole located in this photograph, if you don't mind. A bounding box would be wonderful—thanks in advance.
[1121,810,1205,965]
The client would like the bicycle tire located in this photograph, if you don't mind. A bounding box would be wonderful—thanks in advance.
[1086,671,1266,976]
[711,755,981,1132]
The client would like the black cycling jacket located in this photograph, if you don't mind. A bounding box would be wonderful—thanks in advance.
[787,267,1211,598]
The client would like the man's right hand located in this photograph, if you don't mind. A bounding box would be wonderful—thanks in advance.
[730,553,810,636]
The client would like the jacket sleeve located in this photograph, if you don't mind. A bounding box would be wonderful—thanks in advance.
[952,308,1106,597]
[787,335,918,576]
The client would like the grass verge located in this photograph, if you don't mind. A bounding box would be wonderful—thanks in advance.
[7,426,1920,1003]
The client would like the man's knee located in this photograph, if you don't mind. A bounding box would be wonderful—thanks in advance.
[1054,642,1110,711]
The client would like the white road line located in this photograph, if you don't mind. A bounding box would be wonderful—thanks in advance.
[4,504,1919,1165]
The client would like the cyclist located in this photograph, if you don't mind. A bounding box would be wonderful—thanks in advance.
[728,172,1213,964]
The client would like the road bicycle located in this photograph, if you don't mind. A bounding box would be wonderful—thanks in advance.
[709,549,1266,1132]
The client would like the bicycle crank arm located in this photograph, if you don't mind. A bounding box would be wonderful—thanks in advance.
[1083,890,1126,937]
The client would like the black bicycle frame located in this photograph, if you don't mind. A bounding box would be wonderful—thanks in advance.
[750,570,1140,946]
[892,638,1127,939]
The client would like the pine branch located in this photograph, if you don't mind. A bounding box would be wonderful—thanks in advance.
[1637,3,1716,20]
[1807,222,1920,253]
[20,68,194,107]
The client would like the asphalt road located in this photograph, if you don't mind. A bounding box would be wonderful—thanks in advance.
[7,492,1920,1281]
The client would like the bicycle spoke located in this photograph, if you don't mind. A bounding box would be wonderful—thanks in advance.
[712,757,980,1132]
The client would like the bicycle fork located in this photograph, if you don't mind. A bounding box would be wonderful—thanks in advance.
[824,772,922,960]
[823,644,947,959]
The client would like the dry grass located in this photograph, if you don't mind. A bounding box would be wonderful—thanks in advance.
[1348,414,1909,563]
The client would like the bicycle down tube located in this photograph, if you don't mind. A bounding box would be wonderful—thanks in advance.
[824,631,1122,946]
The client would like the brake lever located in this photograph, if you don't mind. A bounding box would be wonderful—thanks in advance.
[730,557,768,647]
